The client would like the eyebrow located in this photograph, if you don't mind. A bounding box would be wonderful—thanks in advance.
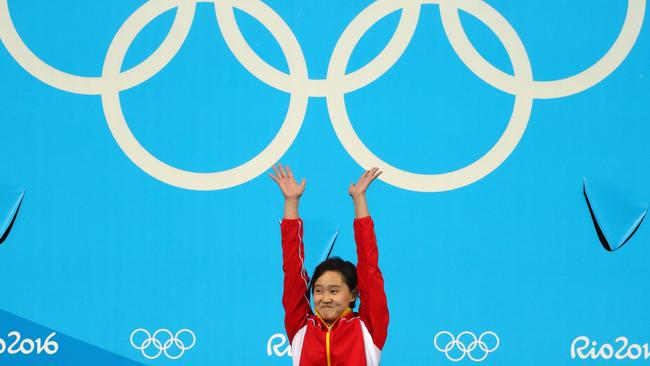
[314,285,341,289]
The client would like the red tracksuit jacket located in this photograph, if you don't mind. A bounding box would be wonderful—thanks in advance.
[281,216,389,366]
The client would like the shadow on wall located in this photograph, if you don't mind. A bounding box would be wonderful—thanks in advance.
[0,189,24,245]
[583,178,647,252]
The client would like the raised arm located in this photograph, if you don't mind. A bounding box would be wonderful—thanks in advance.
[270,164,311,343]
[350,168,389,350]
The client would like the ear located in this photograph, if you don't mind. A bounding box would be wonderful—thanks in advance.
[350,288,359,302]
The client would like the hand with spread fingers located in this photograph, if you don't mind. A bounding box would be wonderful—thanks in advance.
[349,167,382,218]
[269,163,305,219]
[269,163,306,199]
[349,167,382,199]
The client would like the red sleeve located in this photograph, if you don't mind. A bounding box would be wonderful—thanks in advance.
[355,216,389,349]
[281,218,311,342]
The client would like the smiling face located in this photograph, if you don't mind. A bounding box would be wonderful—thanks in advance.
[313,270,357,325]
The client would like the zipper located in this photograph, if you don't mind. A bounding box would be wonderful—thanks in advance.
[317,308,351,366]
[326,329,331,366]
[324,319,335,366]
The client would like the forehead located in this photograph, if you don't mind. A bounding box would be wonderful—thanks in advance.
[314,271,346,287]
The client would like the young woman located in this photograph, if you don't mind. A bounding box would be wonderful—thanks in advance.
[270,164,389,366]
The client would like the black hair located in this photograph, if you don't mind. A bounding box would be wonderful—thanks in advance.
[309,257,358,309]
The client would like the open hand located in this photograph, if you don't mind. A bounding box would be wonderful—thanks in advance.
[269,163,306,200]
[349,167,382,198]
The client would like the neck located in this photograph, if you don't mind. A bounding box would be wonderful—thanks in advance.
[316,308,352,326]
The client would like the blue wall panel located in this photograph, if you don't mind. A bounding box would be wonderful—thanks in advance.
[0,0,648,364]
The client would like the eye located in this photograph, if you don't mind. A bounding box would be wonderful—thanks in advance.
[330,290,338,295]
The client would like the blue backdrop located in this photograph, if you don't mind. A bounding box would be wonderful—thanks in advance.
[0,0,649,365]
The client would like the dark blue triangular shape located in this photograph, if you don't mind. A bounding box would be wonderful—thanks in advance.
[583,178,647,251]
[0,189,24,245]
[302,219,341,274]
[0,309,145,366]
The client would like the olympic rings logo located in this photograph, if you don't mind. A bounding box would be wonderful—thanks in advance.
[434,331,499,362]
[0,0,645,191]
[129,328,196,360]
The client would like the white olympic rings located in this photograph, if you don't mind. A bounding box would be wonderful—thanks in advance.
[130,328,196,360]
[0,0,645,191]
[434,330,500,362]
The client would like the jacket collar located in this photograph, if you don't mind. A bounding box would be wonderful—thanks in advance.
[315,308,354,330]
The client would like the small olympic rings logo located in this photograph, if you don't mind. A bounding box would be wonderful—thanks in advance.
[434,331,500,362]
[129,328,196,360]
[0,0,645,191]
